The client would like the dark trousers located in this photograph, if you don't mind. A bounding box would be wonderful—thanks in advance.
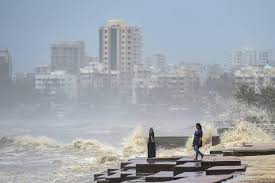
[194,145,203,160]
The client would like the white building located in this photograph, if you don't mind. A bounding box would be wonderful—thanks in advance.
[178,62,209,87]
[35,70,78,99]
[231,48,274,67]
[157,70,199,91]
[231,48,257,67]
[79,63,119,90]
[35,65,50,74]
[51,41,85,74]
[99,19,143,90]
[234,64,275,92]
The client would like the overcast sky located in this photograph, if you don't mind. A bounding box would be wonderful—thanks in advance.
[0,0,274,72]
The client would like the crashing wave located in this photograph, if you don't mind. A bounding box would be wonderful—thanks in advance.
[122,126,147,158]
[213,120,273,150]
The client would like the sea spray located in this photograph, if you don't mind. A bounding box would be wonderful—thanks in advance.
[14,136,60,149]
[213,120,273,150]
[122,126,147,158]
[71,139,113,153]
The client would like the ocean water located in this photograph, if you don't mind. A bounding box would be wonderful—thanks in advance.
[0,104,274,183]
[0,118,199,183]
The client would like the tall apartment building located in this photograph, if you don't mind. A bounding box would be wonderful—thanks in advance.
[259,50,272,65]
[51,41,85,74]
[231,48,257,67]
[0,50,12,87]
[99,19,143,90]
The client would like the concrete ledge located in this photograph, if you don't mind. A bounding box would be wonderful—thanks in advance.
[97,179,110,183]
[174,162,202,175]
[201,156,241,170]
[164,174,233,183]
[174,171,205,178]
[176,156,201,165]
[107,168,120,176]
[145,171,177,182]
[147,156,182,163]
[121,162,133,169]
[206,165,246,175]
[94,172,106,181]
[106,173,122,182]
[212,143,275,156]
[136,162,176,174]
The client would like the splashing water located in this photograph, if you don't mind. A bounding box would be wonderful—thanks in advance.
[213,120,273,150]
[14,136,60,149]
[122,126,147,158]
[1,113,274,183]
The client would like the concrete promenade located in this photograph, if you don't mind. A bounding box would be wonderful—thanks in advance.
[94,140,275,183]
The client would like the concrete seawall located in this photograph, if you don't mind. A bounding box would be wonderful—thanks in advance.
[155,136,220,149]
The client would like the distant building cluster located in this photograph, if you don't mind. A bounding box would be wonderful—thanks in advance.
[234,65,275,92]
[231,48,275,92]
[231,48,273,67]
[1,20,275,106]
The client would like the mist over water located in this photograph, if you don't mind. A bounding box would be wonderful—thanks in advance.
[0,114,201,183]
[0,101,274,183]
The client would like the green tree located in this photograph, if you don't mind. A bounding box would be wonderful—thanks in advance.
[258,85,275,114]
[234,85,257,106]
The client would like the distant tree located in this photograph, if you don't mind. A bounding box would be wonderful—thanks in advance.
[234,85,257,106]
[258,85,275,114]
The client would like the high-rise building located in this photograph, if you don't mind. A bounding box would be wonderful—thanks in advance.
[99,19,143,89]
[259,50,272,65]
[231,48,257,67]
[0,50,12,87]
[51,41,85,74]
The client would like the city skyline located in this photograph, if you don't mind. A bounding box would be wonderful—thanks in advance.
[1,0,275,72]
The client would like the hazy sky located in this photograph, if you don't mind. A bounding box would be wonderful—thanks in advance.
[0,0,274,72]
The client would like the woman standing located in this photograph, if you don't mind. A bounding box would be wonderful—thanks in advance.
[193,123,204,160]
[147,128,156,158]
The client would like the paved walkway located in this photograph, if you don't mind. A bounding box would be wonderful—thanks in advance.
[231,155,275,183]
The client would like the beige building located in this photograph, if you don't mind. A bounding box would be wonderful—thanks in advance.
[99,19,143,91]
[51,41,85,74]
